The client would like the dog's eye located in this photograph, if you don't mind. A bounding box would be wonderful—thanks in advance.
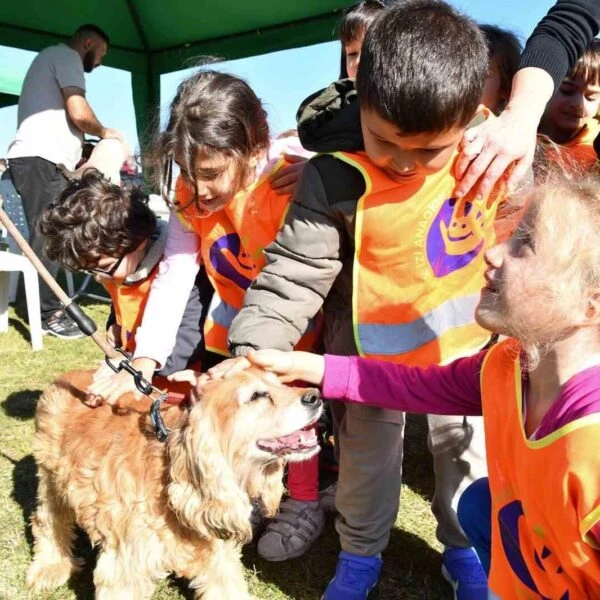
[250,390,271,402]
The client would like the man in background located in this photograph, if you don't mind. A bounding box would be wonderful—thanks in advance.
[7,24,127,338]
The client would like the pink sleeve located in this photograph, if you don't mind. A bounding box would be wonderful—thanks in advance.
[322,353,485,416]
[133,210,201,367]
[589,524,600,548]
[267,136,314,163]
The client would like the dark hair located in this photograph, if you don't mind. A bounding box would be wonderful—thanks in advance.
[338,1,386,78]
[73,24,110,45]
[570,39,600,86]
[339,1,386,44]
[151,70,270,204]
[356,0,488,133]
[479,25,522,105]
[39,169,156,272]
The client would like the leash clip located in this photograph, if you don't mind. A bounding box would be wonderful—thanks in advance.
[150,393,170,442]
[105,348,171,442]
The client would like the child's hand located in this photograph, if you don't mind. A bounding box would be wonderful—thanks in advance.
[167,369,201,386]
[205,356,252,381]
[269,154,307,195]
[167,369,212,391]
[246,349,325,385]
[86,357,156,406]
[91,359,117,387]
[169,359,253,398]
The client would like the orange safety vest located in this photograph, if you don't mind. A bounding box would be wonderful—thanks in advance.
[481,340,600,600]
[542,119,600,172]
[336,150,503,367]
[102,268,158,354]
[175,157,320,356]
[562,119,600,169]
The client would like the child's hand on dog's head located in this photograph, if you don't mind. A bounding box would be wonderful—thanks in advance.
[195,351,326,386]
[206,357,252,382]
[168,368,233,404]
[245,350,325,385]
[170,357,256,402]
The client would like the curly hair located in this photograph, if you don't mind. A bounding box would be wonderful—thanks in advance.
[498,170,600,368]
[39,169,157,272]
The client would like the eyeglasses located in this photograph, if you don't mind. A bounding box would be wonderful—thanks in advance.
[81,254,125,279]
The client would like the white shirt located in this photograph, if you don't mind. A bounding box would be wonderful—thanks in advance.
[7,44,86,170]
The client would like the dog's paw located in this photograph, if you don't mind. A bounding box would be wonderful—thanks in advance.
[26,557,80,592]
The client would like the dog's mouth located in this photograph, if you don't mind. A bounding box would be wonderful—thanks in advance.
[256,419,320,456]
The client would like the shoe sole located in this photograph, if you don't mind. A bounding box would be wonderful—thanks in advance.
[258,516,326,562]
[320,582,381,600]
[441,565,459,600]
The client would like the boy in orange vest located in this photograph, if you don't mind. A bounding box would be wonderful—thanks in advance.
[39,169,215,378]
[538,40,600,170]
[222,2,510,598]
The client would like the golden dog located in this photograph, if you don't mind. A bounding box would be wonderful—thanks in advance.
[26,368,322,599]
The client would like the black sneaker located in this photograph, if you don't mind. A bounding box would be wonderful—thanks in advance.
[42,310,85,339]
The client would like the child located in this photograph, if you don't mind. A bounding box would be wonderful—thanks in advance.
[226,2,507,598]
[227,174,600,599]
[539,40,600,169]
[38,169,214,381]
[296,0,385,153]
[479,25,522,115]
[339,0,385,80]
[84,71,325,558]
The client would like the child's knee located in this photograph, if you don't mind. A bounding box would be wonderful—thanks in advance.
[457,477,491,535]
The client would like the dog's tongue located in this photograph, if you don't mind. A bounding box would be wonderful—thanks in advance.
[259,428,319,454]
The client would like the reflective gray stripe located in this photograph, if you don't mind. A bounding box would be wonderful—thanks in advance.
[208,295,317,333]
[358,294,480,355]
[487,589,500,599]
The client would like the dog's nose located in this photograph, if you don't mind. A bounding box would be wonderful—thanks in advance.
[301,389,321,406]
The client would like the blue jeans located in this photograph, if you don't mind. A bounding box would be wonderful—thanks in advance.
[457,477,492,575]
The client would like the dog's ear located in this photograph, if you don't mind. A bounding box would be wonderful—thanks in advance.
[188,373,214,406]
[246,461,285,518]
[167,407,252,544]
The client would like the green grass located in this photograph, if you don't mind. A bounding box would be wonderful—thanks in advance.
[0,299,451,600]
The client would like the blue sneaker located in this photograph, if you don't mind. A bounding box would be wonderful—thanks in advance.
[441,547,488,600]
[322,551,382,599]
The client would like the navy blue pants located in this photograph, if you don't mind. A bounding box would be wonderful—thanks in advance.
[457,477,492,575]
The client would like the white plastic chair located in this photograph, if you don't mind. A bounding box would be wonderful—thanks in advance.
[0,178,75,350]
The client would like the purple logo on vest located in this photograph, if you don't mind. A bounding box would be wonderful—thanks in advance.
[209,233,254,290]
[426,197,485,278]
[498,500,569,600]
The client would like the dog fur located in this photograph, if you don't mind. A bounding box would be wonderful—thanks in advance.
[26,368,322,599]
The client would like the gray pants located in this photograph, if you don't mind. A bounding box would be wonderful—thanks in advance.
[332,401,487,555]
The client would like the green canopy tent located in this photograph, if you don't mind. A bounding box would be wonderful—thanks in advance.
[1,0,350,146]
